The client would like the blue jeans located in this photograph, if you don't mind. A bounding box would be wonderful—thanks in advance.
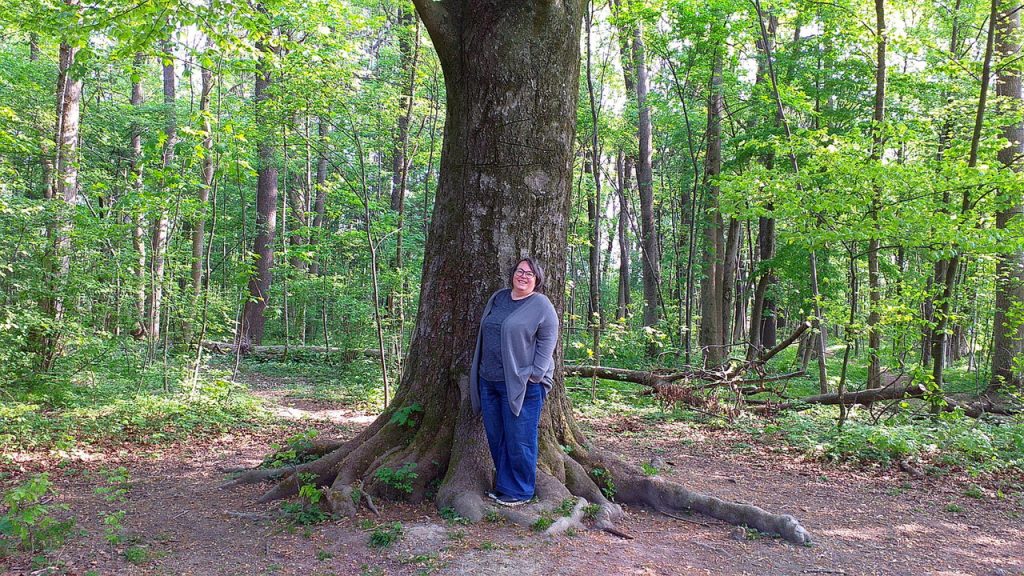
[479,376,546,500]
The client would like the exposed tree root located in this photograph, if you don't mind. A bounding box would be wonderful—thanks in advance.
[223,373,811,545]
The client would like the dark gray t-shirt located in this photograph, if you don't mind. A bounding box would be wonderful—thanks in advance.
[480,290,529,381]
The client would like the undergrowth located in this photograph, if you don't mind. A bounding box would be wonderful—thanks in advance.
[564,344,1024,477]
[0,356,270,455]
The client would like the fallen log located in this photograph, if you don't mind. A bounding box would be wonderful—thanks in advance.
[773,381,926,411]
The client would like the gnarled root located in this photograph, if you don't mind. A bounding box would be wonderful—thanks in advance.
[222,382,809,546]
[584,449,811,545]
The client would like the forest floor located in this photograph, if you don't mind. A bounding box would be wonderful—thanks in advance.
[2,367,1023,576]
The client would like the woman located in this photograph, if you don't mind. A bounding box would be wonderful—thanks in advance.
[469,257,559,506]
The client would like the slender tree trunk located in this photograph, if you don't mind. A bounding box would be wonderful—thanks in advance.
[240,33,279,350]
[721,217,740,354]
[38,38,82,370]
[990,0,1024,392]
[634,22,660,328]
[585,6,602,330]
[700,47,726,367]
[192,43,215,335]
[933,0,998,389]
[129,53,147,338]
[616,152,631,320]
[308,119,329,278]
[147,40,176,346]
[29,33,39,61]
[753,0,828,390]
[866,0,887,389]
[750,13,779,356]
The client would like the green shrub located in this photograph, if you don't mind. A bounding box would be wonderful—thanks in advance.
[368,522,403,548]
[374,463,417,494]
[0,474,76,556]
[261,429,320,469]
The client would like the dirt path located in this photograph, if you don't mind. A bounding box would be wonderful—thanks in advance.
[3,375,1022,576]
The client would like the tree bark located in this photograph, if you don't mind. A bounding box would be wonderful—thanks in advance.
[192,42,215,319]
[700,47,726,367]
[633,21,660,328]
[750,13,779,355]
[616,152,632,320]
[308,118,329,278]
[866,0,887,390]
[990,0,1024,392]
[147,40,176,344]
[129,53,148,339]
[585,4,602,330]
[37,38,82,370]
[240,31,279,350]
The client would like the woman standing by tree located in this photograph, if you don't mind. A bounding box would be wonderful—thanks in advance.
[469,257,558,506]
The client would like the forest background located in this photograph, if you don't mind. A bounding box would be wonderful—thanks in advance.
[1,0,1023,570]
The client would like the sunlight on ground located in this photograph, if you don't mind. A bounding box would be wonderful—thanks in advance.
[819,526,886,540]
[268,404,376,424]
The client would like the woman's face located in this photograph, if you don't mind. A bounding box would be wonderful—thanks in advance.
[512,260,537,294]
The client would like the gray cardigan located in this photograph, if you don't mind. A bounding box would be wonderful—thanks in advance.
[469,289,558,416]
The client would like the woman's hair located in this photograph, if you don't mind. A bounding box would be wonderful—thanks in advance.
[509,257,545,293]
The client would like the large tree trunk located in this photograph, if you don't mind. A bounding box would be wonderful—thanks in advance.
[239,34,279,350]
[227,0,809,545]
[990,0,1024,392]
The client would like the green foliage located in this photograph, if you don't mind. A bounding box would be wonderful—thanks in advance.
[279,502,329,526]
[123,545,149,565]
[0,474,75,556]
[368,521,403,548]
[316,549,334,561]
[555,498,578,517]
[582,503,601,519]
[964,485,985,499]
[389,403,423,428]
[0,363,270,454]
[530,512,554,532]
[439,507,468,525]
[261,429,319,469]
[763,406,1024,475]
[374,462,417,494]
[590,468,616,500]
[94,467,130,503]
[640,462,659,476]
[102,510,126,545]
[280,472,329,526]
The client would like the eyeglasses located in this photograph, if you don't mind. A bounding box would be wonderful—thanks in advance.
[514,269,536,278]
